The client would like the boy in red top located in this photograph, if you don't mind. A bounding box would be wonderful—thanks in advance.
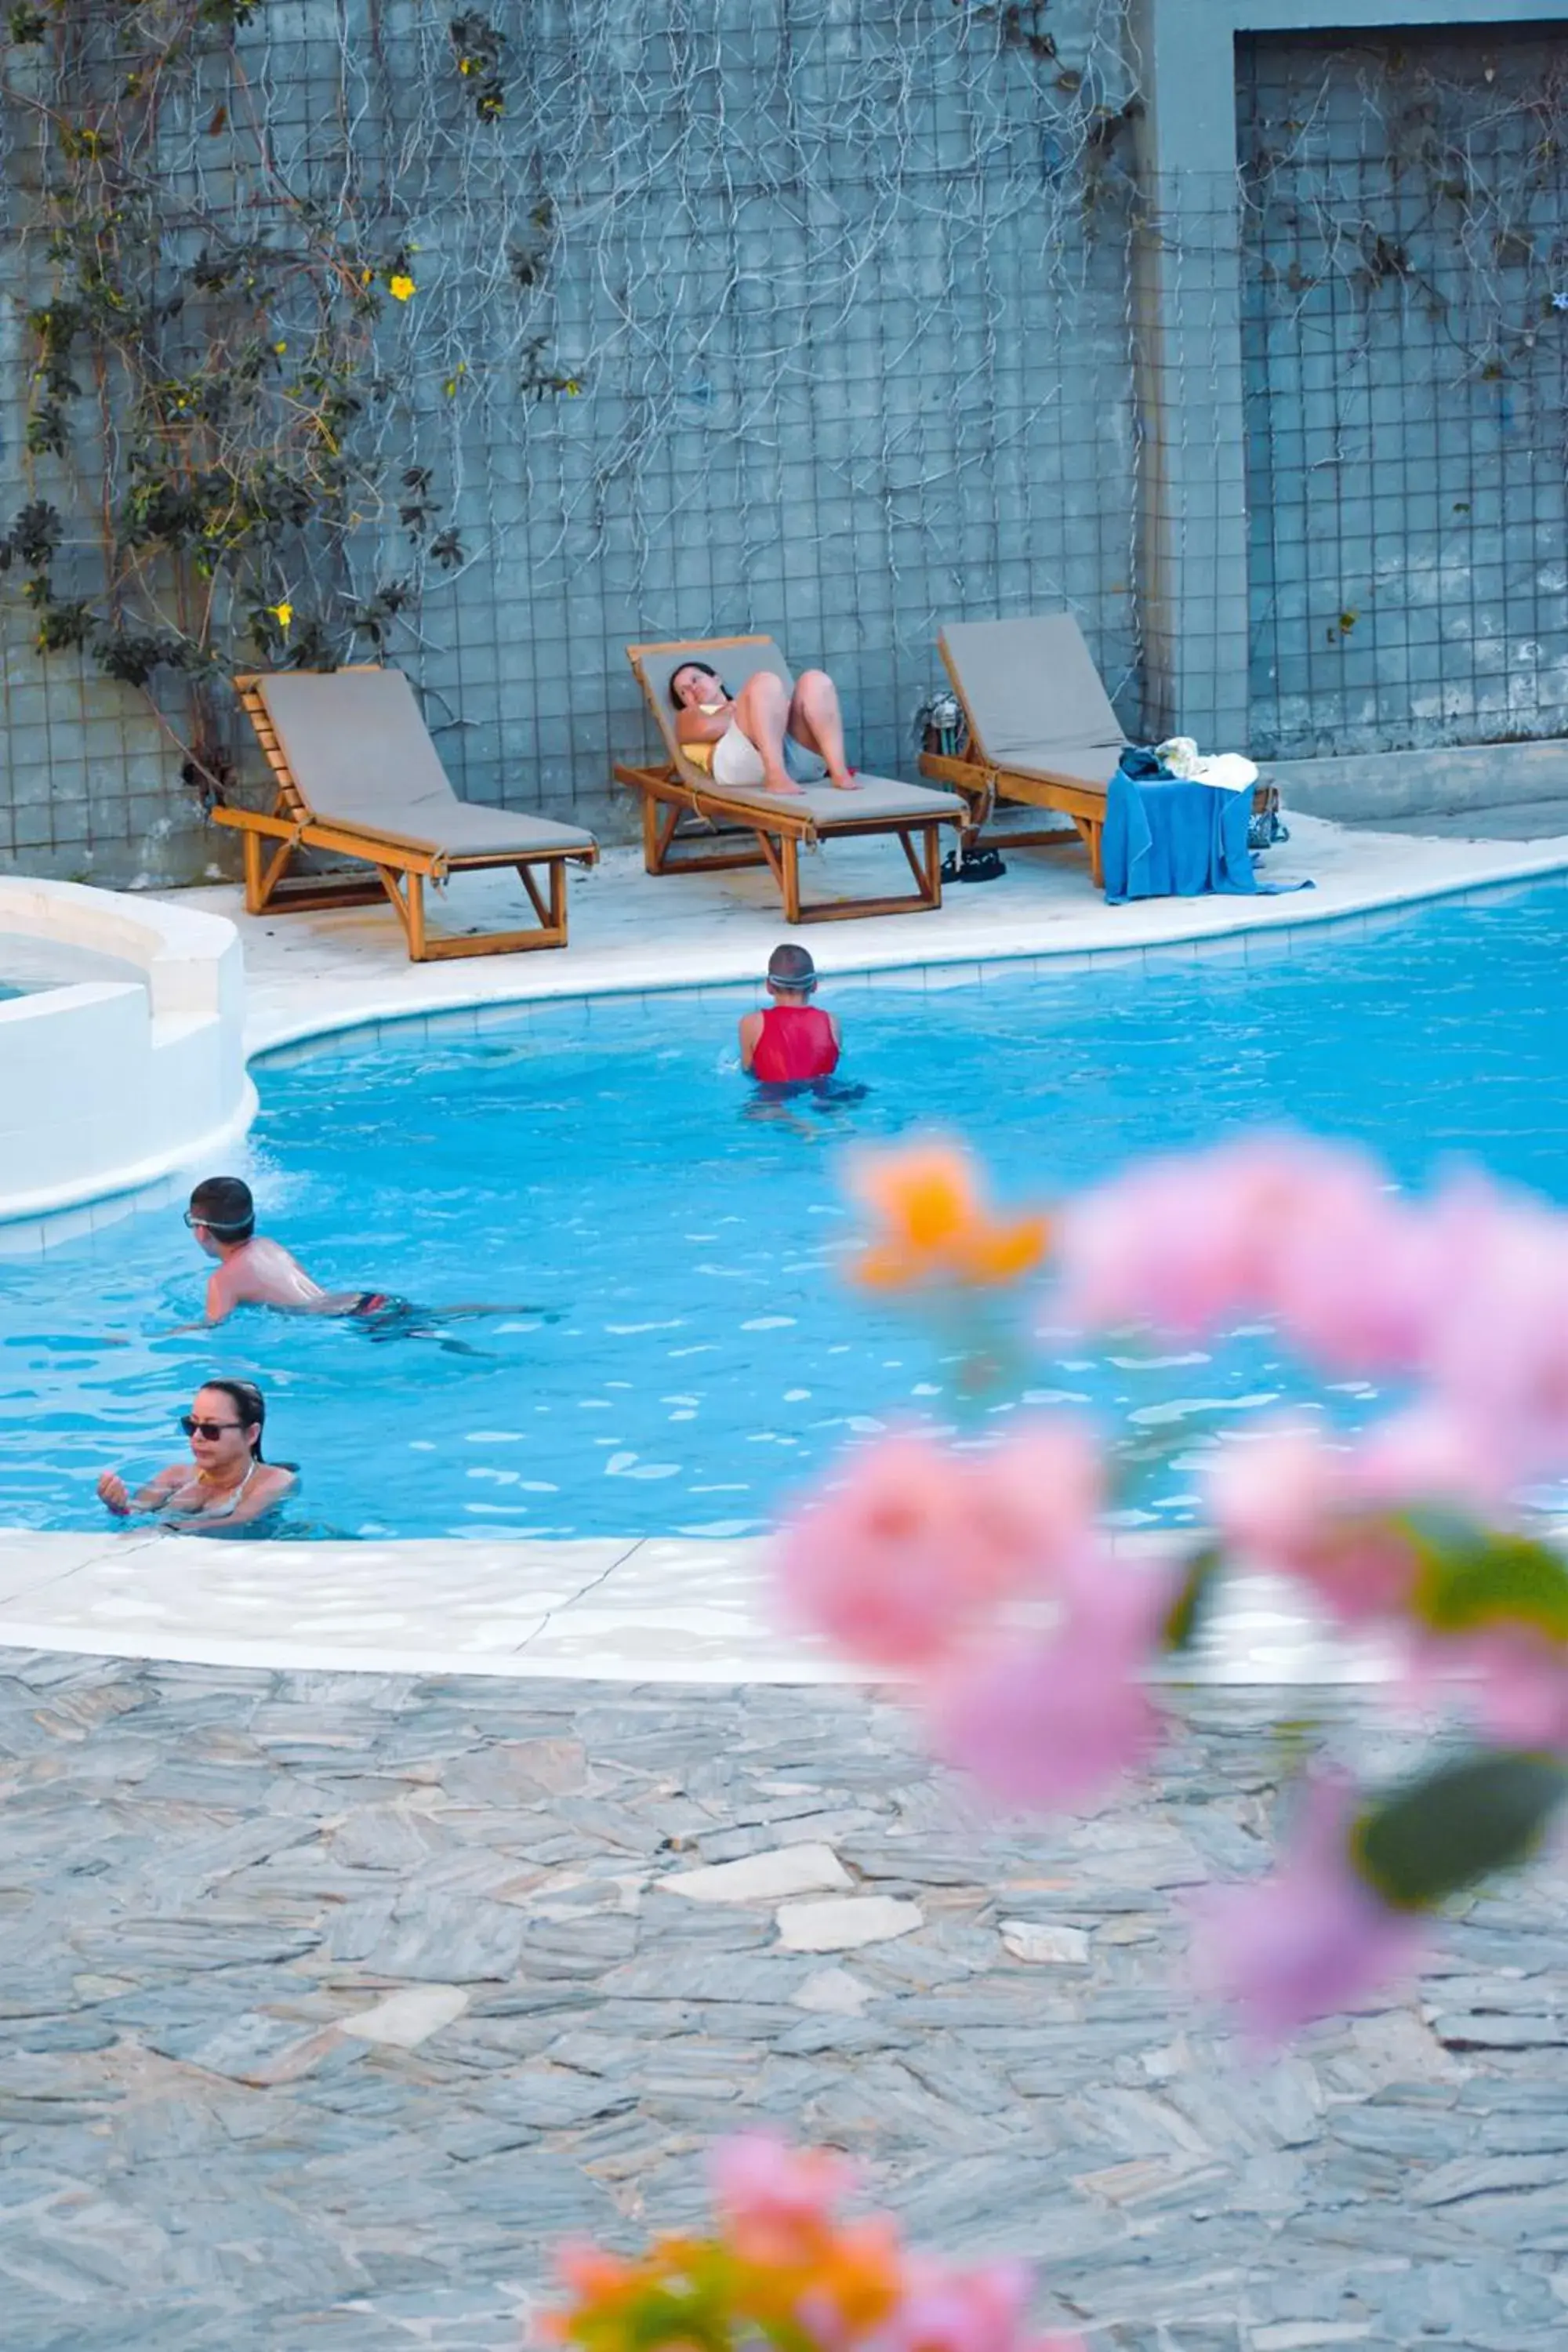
[740,945,842,1082]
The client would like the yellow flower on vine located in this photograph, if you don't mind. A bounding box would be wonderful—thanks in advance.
[274,340,287,354]
[388,273,416,302]
[269,601,292,635]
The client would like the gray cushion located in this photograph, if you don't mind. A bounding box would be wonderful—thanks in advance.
[629,640,962,821]
[995,741,1123,792]
[699,769,965,823]
[252,670,596,856]
[940,615,1125,763]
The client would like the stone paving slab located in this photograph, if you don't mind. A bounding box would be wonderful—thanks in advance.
[0,1650,1564,2349]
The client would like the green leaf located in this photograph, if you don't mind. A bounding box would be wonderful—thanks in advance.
[1352,1748,1568,1911]
[1161,1543,1222,1653]
[1400,1512,1568,1645]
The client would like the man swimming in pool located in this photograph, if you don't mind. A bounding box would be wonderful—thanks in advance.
[740,945,842,1081]
[183,1177,548,1344]
[670,658,860,797]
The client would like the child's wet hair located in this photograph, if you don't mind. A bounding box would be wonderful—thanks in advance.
[188,1175,255,1240]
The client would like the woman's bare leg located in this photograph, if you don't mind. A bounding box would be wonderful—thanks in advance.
[787,669,855,789]
[733,671,801,795]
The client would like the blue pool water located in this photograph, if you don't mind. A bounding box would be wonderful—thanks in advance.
[5,877,1568,1540]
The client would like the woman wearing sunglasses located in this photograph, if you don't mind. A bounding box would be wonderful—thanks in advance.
[96,1380,296,1534]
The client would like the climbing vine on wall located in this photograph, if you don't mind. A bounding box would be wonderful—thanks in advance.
[0,0,521,799]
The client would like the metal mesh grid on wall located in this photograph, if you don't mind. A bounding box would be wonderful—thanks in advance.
[1238,24,1568,762]
[1,0,1144,884]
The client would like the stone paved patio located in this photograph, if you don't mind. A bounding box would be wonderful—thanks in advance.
[2,1649,1565,2350]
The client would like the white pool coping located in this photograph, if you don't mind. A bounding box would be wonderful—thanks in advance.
[0,1525,1397,1688]
[170,813,1568,1059]
[4,809,1566,1682]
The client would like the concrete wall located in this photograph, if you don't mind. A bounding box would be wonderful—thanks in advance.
[3,0,1566,882]
[1,0,1142,884]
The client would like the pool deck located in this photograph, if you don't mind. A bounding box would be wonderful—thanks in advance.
[4,822,1564,2350]
[170,810,1568,1058]
[4,808,1567,1684]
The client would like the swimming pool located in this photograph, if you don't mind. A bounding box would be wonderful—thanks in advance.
[5,877,1567,1540]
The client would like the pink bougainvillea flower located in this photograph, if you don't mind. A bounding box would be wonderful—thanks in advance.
[1207,1409,1516,1627]
[1422,1178,1568,1479]
[710,2132,858,2267]
[1207,1423,1352,1572]
[1057,1132,1389,1341]
[775,1433,999,1669]
[1189,1774,1426,2044]
[934,1552,1171,1809]
[864,2259,1030,2352]
[964,1420,1104,1575]
[1058,1131,1457,1381]
[1205,1424,1417,1624]
[1413,1622,1568,1749]
[775,1422,1101,1671]
[1267,1164,1438,1376]
[1351,1403,1514,1526]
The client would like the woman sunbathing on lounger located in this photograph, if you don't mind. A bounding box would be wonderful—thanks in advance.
[670,661,860,797]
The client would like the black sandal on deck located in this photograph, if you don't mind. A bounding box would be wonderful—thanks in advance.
[941,846,1007,884]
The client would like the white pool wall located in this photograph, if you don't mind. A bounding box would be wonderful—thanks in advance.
[0,877,255,1250]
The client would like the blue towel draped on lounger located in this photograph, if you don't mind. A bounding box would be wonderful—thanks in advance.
[1101,752,1312,906]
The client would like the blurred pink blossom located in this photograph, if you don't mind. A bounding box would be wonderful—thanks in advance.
[1207,1424,1352,1570]
[964,1422,1103,1573]
[1268,1168,1437,1375]
[710,2132,855,2264]
[934,1553,1171,1809]
[775,1424,1100,1671]
[1189,1775,1425,2043]
[1057,1133,1392,1342]
[1207,1410,1514,1625]
[1414,1623,1568,1748]
[1422,1180,1568,1478]
[1352,1403,1514,1523]
[863,2259,1027,2352]
[865,2258,1083,2352]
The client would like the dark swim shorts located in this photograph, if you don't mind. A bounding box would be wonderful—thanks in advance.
[348,1292,418,1338]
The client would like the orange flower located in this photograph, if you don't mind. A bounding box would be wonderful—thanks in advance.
[796,2215,906,2336]
[848,1140,1050,1291]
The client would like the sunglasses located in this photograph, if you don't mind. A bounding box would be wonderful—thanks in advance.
[180,1415,245,1440]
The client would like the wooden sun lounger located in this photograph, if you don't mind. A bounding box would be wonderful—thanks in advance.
[216,667,597,961]
[919,614,1275,890]
[615,635,966,924]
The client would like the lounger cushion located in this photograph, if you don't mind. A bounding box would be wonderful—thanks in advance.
[629,640,962,821]
[698,769,965,823]
[252,670,597,858]
[941,615,1125,764]
[991,742,1123,792]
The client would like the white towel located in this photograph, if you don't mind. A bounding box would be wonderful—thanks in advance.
[1155,738,1258,794]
